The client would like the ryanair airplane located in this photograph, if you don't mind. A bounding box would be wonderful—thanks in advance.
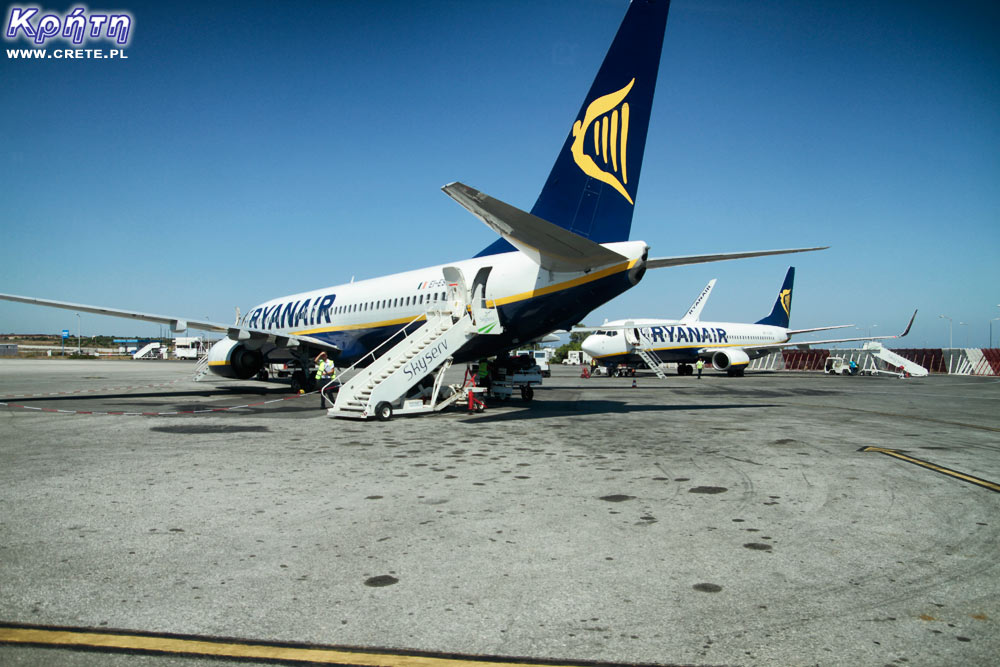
[580,267,916,376]
[1,1,823,390]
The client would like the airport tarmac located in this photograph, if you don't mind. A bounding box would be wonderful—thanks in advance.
[1,359,998,666]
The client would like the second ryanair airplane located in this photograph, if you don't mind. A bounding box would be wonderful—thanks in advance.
[580,267,916,376]
[1,1,822,390]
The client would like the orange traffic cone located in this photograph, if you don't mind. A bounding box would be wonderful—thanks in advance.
[631,378,637,388]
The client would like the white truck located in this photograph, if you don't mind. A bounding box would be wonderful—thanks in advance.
[563,349,592,366]
[173,337,205,360]
[516,349,551,377]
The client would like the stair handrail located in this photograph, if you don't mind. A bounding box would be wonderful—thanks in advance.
[322,311,440,401]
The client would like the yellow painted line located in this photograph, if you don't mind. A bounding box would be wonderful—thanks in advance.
[861,447,1000,493]
[0,624,669,667]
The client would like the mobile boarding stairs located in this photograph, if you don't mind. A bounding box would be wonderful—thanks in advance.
[325,266,502,421]
[861,341,928,377]
[623,323,670,379]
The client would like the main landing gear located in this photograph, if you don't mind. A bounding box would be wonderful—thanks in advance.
[288,350,317,393]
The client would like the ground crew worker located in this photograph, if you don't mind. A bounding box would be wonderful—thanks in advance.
[314,351,337,407]
[696,358,704,379]
[477,358,490,393]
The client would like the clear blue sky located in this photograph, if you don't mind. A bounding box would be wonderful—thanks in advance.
[2,0,998,348]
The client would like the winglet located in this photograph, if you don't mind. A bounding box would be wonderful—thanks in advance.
[680,279,715,322]
[897,310,917,338]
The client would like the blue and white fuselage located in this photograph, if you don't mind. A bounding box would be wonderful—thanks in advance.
[241,241,647,368]
[582,317,790,374]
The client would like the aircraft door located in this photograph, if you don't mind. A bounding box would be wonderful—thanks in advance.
[442,266,469,318]
[623,321,640,347]
[470,266,492,309]
[469,266,503,335]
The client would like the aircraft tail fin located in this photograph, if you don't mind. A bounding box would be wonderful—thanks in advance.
[476,0,671,257]
[755,267,795,328]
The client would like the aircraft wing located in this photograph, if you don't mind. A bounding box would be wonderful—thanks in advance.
[646,246,828,269]
[786,324,853,335]
[741,310,917,352]
[442,182,628,272]
[0,292,341,352]
[0,292,231,333]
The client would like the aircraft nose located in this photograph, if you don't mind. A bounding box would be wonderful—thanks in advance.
[581,335,600,357]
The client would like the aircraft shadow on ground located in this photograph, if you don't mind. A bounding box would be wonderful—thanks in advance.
[463,399,778,423]
[5,386,290,404]
[2,386,319,414]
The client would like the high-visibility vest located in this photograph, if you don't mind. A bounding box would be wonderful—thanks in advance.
[315,359,335,379]
[696,360,704,369]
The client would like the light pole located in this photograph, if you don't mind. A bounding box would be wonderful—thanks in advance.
[939,315,952,349]
[76,313,81,354]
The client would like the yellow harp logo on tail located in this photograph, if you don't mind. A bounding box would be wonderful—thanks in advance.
[570,78,635,205]
[779,289,792,316]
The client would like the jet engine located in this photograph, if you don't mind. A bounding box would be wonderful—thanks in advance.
[205,338,265,379]
[627,246,649,285]
[711,348,750,372]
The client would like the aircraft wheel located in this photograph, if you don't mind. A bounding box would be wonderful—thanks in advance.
[375,401,393,421]
[291,371,306,392]
[256,369,269,381]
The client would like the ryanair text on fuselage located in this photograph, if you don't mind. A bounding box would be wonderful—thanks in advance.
[642,325,728,345]
[243,294,337,331]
